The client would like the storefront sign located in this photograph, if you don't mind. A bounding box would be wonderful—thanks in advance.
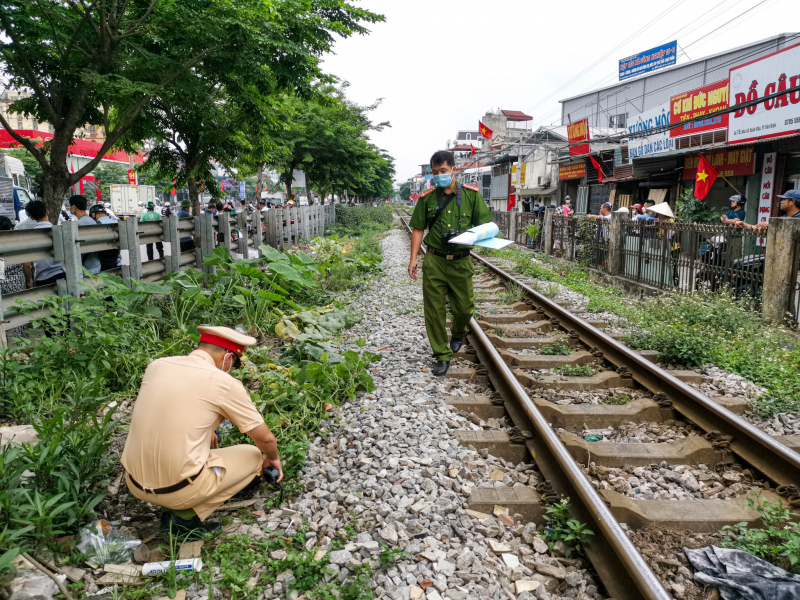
[756,152,776,246]
[127,169,137,185]
[670,80,729,138]
[728,42,800,145]
[626,103,674,158]
[619,41,677,81]
[682,147,755,180]
[567,118,589,156]
[559,163,586,180]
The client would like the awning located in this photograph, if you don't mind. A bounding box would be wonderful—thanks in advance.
[519,187,556,197]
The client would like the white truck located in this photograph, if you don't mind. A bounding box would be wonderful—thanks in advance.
[110,183,156,215]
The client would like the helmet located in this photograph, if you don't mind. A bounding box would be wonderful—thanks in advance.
[287,199,295,206]
[89,204,106,216]
[104,202,111,209]
[147,201,155,209]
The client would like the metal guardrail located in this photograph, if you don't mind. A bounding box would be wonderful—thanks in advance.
[0,205,336,345]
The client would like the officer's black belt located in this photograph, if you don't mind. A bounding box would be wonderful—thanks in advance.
[127,465,204,495]
[425,247,471,260]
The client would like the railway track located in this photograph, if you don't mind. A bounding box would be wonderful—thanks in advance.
[393,207,800,600]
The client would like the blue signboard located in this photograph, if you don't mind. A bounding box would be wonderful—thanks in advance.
[239,181,246,199]
[619,41,677,81]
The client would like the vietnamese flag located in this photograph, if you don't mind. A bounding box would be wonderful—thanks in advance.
[471,144,476,156]
[479,121,493,139]
[693,155,718,200]
[507,194,516,211]
[589,155,604,183]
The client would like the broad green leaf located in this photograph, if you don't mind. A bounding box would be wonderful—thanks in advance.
[258,291,285,301]
[259,245,289,262]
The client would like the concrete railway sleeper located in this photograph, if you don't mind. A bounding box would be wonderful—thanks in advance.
[395,207,800,600]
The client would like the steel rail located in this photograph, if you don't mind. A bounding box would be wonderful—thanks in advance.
[471,252,800,487]
[395,209,670,600]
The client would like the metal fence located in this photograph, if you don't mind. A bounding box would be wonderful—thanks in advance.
[515,212,544,250]
[791,238,800,326]
[0,205,335,345]
[621,220,766,299]
[552,216,608,269]
[490,210,511,239]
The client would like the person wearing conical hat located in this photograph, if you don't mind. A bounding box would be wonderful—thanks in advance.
[121,326,282,538]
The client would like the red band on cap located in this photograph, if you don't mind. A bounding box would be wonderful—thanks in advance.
[199,333,244,356]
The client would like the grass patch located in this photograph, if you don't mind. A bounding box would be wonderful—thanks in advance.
[499,283,526,305]
[607,395,631,405]
[539,342,572,356]
[555,364,595,377]
[311,234,383,293]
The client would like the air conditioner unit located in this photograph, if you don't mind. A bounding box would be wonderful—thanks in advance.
[538,177,550,187]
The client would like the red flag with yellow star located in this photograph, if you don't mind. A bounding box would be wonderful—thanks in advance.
[693,154,718,200]
[479,121,493,139]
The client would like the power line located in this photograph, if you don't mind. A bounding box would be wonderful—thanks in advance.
[521,0,688,118]
[681,0,785,54]
[535,31,800,135]
[683,0,770,49]
[656,0,750,45]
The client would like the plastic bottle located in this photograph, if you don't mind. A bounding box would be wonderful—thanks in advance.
[142,558,203,576]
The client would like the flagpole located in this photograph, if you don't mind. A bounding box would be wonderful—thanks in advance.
[717,174,743,197]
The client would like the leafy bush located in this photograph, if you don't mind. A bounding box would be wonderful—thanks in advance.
[334,206,394,236]
[721,498,800,573]
[309,235,383,292]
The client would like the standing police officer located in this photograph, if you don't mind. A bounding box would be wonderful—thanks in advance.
[408,151,493,376]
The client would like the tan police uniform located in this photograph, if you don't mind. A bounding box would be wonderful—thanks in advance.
[121,327,264,521]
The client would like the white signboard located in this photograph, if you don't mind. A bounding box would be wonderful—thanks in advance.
[756,152,776,247]
[625,103,674,158]
[728,42,800,145]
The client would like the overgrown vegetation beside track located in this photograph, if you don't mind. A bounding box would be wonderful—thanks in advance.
[475,246,800,417]
[0,238,383,582]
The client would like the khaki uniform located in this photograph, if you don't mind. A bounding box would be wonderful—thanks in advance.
[121,349,264,520]
[408,185,493,360]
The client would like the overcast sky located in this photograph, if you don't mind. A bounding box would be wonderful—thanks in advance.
[321,0,794,186]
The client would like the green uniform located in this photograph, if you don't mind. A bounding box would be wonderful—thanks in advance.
[140,210,162,222]
[409,184,493,361]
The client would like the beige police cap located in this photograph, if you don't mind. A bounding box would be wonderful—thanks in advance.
[197,326,256,355]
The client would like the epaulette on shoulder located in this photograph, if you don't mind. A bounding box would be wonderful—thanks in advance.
[463,184,479,192]
[420,188,436,198]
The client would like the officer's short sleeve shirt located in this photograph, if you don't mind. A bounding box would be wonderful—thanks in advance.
[408,185,493,252]
[120,349,264,488]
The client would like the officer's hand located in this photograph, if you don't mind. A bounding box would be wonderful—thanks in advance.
[263,455,283,482]
[210,432,219,449]
[408,261,418,280]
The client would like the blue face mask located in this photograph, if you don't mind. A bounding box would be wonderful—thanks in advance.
[433,173,452,188]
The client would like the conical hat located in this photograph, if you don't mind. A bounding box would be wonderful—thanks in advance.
[649,202,674,218]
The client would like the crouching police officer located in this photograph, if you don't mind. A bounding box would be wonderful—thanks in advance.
[408,151,493,376]
[121,326,283,537]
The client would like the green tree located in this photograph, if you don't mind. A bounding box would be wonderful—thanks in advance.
[398,181,412,201]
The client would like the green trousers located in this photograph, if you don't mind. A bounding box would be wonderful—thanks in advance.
[422,252,475,361]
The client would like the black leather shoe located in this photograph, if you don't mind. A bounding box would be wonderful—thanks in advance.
[450,337,464,353]
[432,360,450,376]
[160,512,221,539]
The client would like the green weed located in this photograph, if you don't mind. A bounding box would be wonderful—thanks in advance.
[555,364,595,377]
[539,342,572,356]
[542,498,594,557]
[607,395,631,405]
[499,283,525,305]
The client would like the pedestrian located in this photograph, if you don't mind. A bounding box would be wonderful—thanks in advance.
[258,198,269,213]
[587,202,613,220]
[636,199,657,221]
[177,199,195,253]
[140,201,164,261]
[736,189,800,232]
[561,195,574,217]
[723,194,746,225]
[206,201,217,215]
[630,203,643,219]
[68,195,102,276]
[120,326,283,538]
[89,204,121,271]
[22,200,66,288]
[649,202,674,223]
[407,150,493,376]
[103,202,119,221]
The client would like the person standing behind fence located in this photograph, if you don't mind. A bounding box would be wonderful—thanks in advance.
[68,195,102,276]
[89,205,121,271]
[177,199,195,253]
[723,195,746,225]
[22,201,66,289]
[140,201,164,261]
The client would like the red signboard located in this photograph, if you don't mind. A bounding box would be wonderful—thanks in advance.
[682,147,755,180]
[128,169,137,185]
[670,80,729,138]
[0,129,144,164]
[567,118,590,156]
[559,163,586,180]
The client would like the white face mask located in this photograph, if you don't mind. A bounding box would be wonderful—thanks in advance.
[222,353,233,373]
